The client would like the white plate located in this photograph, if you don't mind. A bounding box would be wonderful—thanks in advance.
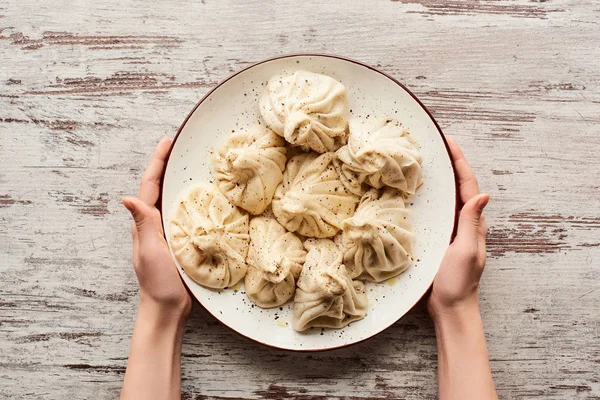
[161,54,457,351]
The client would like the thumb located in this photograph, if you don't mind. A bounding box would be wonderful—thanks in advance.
[456,193,490,244]
[122,197,154,232]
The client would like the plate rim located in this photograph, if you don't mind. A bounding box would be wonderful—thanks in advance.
[159,53,459,352]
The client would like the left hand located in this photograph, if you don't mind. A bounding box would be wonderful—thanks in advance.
[122,137,192,323]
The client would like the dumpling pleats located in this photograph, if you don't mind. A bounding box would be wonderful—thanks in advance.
[259,70,349,153]
[169,183,249,289]
[272,152,359,238]
[337,188,414,282]
[335,118,423,195]
[292,239,368,332]
[245,217,306,308]
[213,125,287,215]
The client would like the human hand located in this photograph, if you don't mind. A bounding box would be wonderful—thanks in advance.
[122,137,192,325]
[427,137,490,321]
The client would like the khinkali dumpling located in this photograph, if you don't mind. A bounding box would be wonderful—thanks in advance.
[292,239,368,332]
[213,125,287,215]
[169,183,249,289]
[336,188,414,282]
[259,70,349,153]
[245,217,307,308]
[335,118,423,195]
[272,152,360,238]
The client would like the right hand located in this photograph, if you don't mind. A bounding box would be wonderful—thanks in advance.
[427,137,490,320]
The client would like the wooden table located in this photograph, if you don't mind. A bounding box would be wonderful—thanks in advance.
[2,1,599,398]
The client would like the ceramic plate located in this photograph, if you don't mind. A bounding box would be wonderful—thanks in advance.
[161,54,456,351]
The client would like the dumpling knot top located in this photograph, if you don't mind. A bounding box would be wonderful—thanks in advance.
[336,188,414,282]
[335,118,423,195]
[189,223,228,255]
[259,70,349,153]
[272,152,360,238]
[213,125,287,215]
[169,183,250,289]
[292,239,368,332]
[245,217,307,308]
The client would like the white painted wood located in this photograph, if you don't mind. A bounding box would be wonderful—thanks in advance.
[1,0,599,398]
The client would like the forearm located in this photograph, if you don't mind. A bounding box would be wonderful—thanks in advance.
[121,302,187,400]
[433,300,498,400]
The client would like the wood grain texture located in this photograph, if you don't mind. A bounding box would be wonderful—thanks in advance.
[1,0,599,399]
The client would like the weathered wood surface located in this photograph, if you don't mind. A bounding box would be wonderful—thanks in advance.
[1,0,599,399]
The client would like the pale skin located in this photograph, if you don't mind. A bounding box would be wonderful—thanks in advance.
[120,136,497,400]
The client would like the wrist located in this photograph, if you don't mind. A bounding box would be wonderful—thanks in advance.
[138,296,191,332]
[429,294,480,327]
